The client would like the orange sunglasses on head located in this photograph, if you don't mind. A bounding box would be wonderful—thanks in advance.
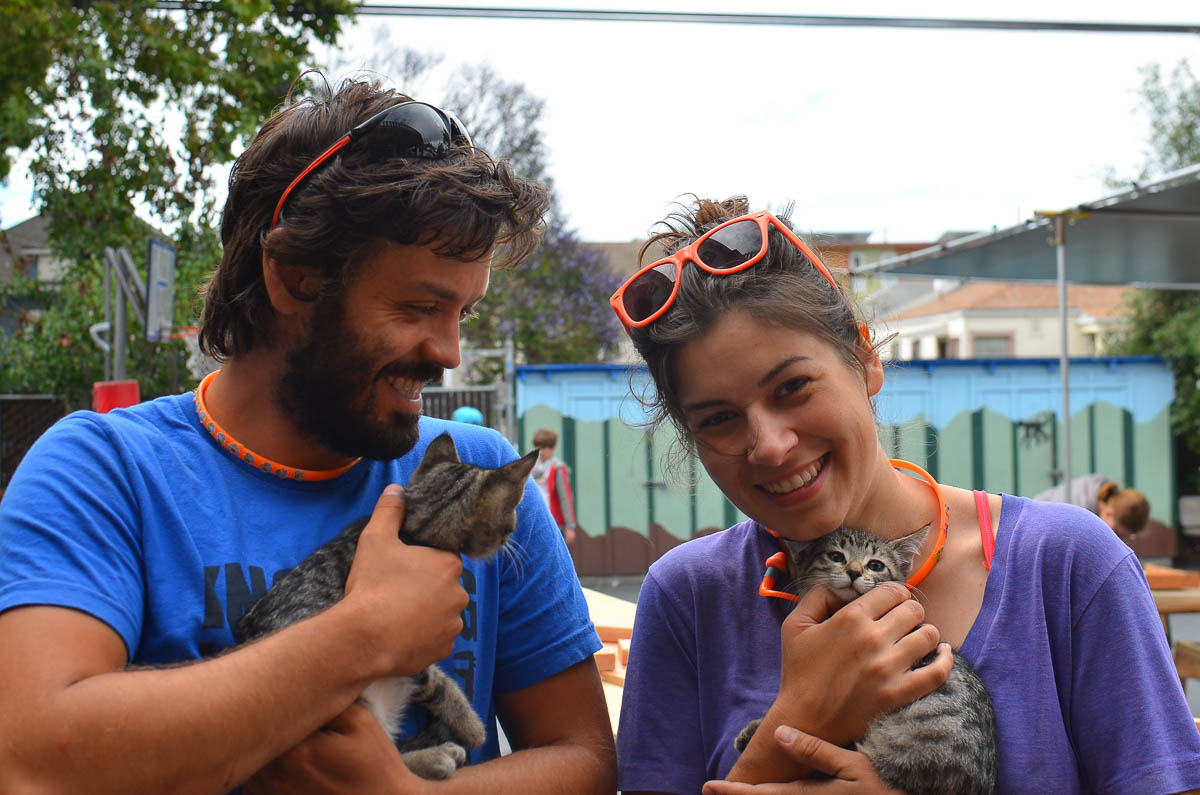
[271,100,472,228]
[609,210,843,334]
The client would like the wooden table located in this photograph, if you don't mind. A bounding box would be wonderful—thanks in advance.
[1153,587,1200,614]
[1153,588,1200,644]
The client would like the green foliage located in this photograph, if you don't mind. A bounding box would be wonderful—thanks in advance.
[1137,61,1200,178]
[0,218,221,409]
[1110,57,1200,492]
[1113,287,1200,492]
[0,0,354,404]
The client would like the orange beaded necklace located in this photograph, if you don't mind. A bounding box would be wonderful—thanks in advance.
[193,369,361,482]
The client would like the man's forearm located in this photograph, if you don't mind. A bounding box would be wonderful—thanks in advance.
[0,600,390,795]
[434,738,617,794]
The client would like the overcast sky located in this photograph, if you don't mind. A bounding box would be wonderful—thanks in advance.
[3,1,1200,245]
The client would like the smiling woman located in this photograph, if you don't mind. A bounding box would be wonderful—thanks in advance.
[611,195,1200,795]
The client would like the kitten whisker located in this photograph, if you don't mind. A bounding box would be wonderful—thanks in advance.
[789,573,831,599]
[499,537,528,582]
[904,584,930,605]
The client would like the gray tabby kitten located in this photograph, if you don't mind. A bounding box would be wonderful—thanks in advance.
[236,432,539,780]
[735,525,998,795]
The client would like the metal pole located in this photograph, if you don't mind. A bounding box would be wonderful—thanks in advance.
[1056,216,1071,489]
[114,272,127,381]
[103,256,112,381]
[504,336,516,445]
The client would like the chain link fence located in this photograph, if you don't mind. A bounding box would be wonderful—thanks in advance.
[0,395,65,489]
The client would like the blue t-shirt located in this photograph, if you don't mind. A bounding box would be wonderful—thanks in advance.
[0,391,600,763]
[617,495,1200,794]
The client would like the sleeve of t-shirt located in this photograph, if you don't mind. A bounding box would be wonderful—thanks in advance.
[491,455,600,694]
[0,414,145,658]
[1069,554,1200,794]
[617,568,707,795]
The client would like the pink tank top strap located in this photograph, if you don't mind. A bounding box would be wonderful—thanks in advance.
[973,489,995,570]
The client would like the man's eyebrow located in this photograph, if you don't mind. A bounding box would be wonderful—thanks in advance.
[413,281,461,301]
[410,281,487,307]
[682,356,811,414]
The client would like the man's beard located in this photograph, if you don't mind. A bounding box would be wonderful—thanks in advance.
[276,296,443,461]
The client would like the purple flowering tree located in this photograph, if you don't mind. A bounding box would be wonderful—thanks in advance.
[434,63,625,364]
[470,205,625,364]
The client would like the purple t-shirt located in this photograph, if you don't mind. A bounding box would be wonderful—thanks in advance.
[617,495,1200,794]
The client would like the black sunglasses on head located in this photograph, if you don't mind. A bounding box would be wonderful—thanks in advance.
[271,100,473,228]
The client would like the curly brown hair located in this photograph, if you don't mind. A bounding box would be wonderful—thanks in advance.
[629,196,879,466]
[200,76,550,359]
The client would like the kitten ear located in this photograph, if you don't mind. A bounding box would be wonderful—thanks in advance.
[427,433,461,462]
[506,447,540,482]
[779,537,815,581]
[413,433,460,480]
[491,448,539,492]
[489,449,540,511]
[893,523,933,570]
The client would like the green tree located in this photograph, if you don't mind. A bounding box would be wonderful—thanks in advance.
[0,0,355,408]
[1111,58,1200,493]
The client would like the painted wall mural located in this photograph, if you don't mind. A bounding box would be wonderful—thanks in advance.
[516,357,1176,576]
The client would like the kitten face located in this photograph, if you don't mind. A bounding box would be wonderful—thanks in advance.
[401,433,540,558]
[785,524,931,601]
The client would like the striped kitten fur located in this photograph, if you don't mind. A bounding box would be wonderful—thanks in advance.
[736,526,998,795]
[236,433,539,780]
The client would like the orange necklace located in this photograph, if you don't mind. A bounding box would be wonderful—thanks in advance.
[758,458,949,601]
[193,369,361,482]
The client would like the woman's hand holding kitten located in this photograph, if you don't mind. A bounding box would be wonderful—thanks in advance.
[705,724,904,794]
[728,582,951,784]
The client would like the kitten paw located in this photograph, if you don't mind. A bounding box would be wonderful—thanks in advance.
[402,742,468,780]
[458,711,487,750]
[734,719,762,753]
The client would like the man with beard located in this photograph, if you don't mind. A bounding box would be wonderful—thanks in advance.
[0,79,616,793]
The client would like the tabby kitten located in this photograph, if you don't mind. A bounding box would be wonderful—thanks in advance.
[735,525,998,795]
[236,433,539,780]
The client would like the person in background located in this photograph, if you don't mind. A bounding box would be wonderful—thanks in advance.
[531,428,578,545]
[1033,473,1150,535]
[451,404,485,426]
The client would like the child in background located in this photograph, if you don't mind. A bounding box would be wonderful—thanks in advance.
[531,428,578,545]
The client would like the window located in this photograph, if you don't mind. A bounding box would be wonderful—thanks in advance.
[16,255,38,280]
[937,336,959,359]
[972,334,1013,358]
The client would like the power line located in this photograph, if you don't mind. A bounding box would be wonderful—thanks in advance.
[152,3,1200,34]
[327,6,1200,34]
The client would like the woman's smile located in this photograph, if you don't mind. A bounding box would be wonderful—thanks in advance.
[759,452,827,495]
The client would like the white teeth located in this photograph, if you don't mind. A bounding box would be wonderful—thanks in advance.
[762,457,824,494]
[386,376,423,399]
